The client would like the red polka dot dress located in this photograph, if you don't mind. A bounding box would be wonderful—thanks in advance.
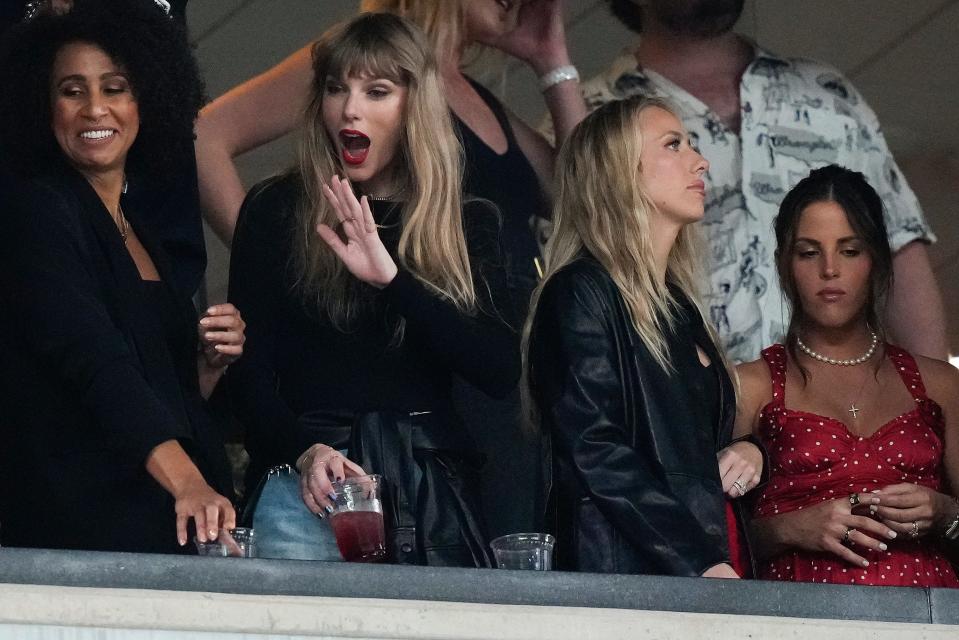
[753,344,959,587]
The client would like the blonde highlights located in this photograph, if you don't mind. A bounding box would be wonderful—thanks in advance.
[359,0,467,63]
[293,13,475,329]
[522,97,727,426]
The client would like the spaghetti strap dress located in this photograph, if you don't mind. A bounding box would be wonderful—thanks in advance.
[753,343,959,587]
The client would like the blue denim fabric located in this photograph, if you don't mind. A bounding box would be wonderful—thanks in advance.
[251,466,342,562]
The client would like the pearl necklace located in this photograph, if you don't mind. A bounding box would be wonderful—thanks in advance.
[796,331,878,366]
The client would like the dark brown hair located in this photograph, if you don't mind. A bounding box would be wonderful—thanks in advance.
[774,165,893,378]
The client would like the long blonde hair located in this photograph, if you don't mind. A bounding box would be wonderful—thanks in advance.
[360,0,468,63]
[522,97,728,424]
[293,13,475,329]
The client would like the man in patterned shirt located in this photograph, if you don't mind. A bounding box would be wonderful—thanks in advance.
[555,0,946,362]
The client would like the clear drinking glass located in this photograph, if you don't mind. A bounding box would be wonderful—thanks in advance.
[194,527,257,558]
[221,527,257,557]
[489,532,555,570]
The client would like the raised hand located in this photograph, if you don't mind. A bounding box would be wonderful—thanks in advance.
[316,176,398,289]
[491,0,571,74]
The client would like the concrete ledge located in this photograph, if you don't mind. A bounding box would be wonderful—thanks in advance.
[0,584,956,639]
[0,547,951,625]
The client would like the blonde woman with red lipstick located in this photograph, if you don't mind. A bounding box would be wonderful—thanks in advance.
[227,13,518,566]
[200,1,585,536]
[735,165,959,587]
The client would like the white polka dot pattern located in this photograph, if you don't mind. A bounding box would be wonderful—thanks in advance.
[751,344,958,588]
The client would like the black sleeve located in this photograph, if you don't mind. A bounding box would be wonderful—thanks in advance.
[226,180,317,464]
[0,182,186,462]
[380,202,520,398]
[531,271,729,576]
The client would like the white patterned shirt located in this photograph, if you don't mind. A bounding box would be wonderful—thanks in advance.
[560,47,934,363]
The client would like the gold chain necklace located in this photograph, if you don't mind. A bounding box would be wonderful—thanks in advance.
[115,203,128,243]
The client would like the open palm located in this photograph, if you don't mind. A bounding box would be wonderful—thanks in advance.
[316,176,398,289]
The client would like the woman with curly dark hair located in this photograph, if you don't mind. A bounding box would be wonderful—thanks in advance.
[0,0,243,553]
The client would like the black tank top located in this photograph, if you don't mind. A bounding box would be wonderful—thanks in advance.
[454,77,549,313]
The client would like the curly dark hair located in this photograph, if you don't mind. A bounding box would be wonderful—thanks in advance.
[0,0,204,180]
[774,165,893,381]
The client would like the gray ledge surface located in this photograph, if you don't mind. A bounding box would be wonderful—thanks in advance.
[0,547,956,625]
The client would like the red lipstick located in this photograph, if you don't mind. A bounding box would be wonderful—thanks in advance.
[339,129,370,165]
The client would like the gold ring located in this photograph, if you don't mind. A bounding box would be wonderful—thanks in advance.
[842,527,855,544]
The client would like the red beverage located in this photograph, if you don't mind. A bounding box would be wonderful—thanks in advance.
[330,510,386,562]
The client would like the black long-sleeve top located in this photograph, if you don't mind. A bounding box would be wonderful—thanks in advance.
[529,256,736,576]
[0,162,231,553]
[227,174,520,481]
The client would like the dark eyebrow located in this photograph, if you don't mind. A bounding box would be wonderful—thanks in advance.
[795,235,860,245]
[56,71,129,86]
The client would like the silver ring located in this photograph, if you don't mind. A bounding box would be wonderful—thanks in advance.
[849,493,861,507]
[909,521,920,538]
[733,480,747,495]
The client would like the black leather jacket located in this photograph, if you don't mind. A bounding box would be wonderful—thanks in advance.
[529,256,739,576]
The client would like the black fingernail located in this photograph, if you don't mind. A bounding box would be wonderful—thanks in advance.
[325,505,334,514]
[315,511,325,520]
[328,492,337,501]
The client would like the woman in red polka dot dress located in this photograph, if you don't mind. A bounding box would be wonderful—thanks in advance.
[735,166,959,588]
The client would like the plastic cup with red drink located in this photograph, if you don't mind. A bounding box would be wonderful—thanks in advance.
[329,474,386,562]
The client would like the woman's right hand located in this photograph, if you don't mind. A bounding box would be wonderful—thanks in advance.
[489,0,571,75]
[173,476,236,547]
[145,440,236,547]
[316,176,398,289]
[296,443,367,517]
[765,495,898,567]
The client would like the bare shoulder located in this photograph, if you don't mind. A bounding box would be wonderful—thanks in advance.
[737,358,773,406]
[913,354,959,403]
[733,357,773,436]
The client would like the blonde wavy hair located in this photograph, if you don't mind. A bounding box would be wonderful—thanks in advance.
[293,13,475,329]
[359,0,468,63]
[522,96,729,423]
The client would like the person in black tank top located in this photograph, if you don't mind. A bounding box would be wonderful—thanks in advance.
[455,78,549,310]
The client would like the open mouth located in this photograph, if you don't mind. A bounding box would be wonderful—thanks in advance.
[339,129,371,165]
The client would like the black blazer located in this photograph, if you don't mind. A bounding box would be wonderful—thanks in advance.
[0,162,231,553]
[529,255,739,576]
